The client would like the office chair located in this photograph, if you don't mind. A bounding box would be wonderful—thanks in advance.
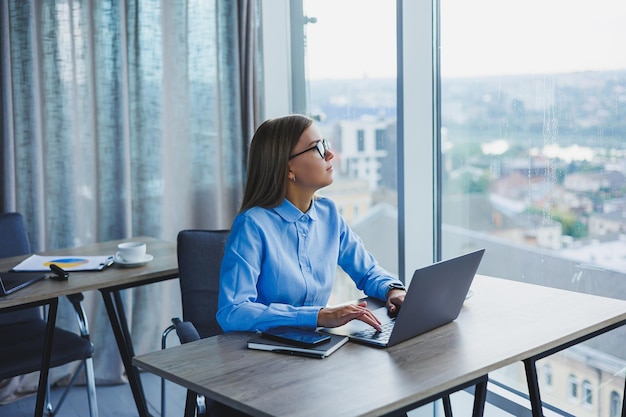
[0,212,98,417]
[161,229,229,417]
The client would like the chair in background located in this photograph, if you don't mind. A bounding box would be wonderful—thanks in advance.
[0,212,98,417]
[161,229,229,417]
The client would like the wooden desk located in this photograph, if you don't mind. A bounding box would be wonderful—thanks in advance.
[0,236,178,417]
[0,236,177,308]
[133,276,626,417]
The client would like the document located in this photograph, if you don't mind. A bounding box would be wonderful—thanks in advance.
[12,254,115,272]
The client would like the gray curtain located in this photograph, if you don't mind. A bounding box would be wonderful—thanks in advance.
[0,0,260,400]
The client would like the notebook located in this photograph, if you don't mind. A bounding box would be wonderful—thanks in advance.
[321,248,485,347]
[0,271,49,296]
[247,332,349,359]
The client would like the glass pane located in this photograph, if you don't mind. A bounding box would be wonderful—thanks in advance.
[301,0,397,304]
[441,0,626,415]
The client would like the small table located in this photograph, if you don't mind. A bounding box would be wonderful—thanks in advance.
[0,236,178,417]
[133,276,626,417]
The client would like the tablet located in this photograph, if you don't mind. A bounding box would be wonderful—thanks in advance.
[0,271,48,296]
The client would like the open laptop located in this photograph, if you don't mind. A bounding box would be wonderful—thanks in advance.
[0,271,49,296]
[321,248,485,347]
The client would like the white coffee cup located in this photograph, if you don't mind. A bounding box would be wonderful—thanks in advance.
[116,242,147,263]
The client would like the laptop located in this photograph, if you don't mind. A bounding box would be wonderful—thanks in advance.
[321,248,485,347]
[0,271,49,296]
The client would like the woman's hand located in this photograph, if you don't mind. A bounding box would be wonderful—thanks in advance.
[317,301,382,331]
[386,289,406,317]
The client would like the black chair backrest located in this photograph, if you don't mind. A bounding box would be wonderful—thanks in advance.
[0,212,40,325]
[0,212,31,257]
[176,229,229,339]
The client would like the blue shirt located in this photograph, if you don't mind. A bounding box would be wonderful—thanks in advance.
[217,197,401,332]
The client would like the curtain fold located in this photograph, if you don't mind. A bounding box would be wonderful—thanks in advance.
[1,0,260,401]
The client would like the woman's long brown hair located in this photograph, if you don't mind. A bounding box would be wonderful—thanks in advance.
[240,114,313,212]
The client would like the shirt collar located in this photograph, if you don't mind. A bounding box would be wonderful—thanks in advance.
[274,198,319,222]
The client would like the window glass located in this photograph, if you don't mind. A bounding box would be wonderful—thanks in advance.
[441,0,626,415]
[296,0,626,414]
[301,0,397,304]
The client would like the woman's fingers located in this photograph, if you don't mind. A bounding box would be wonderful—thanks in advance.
[347,302,381,330]
[318,302,382,330]
[356,308,382,331]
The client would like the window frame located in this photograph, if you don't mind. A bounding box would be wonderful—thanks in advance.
[397,0,439,281]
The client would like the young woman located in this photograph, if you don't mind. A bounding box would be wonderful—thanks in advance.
[217,114,406,333]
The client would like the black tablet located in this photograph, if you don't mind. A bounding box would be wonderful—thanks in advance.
[261,326,331,347]
[0,271,48,296]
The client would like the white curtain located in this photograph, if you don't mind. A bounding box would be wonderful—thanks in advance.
[1,0,260,400]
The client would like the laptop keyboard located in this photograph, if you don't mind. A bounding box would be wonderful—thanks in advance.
[352,319,395,341]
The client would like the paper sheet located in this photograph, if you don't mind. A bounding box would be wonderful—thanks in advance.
[12,254,115,272]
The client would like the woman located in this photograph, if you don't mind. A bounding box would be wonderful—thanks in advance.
[217,114,406,333]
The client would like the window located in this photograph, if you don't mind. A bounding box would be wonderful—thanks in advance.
[265,0,626,415]
[542,364,553,390]
[441,0,626,414]
[582,380,593,408]
[568,374,578,401]
[610,390,621,417]
[300,0,398,303]
[375,129,386,150]
[357,130,365,152]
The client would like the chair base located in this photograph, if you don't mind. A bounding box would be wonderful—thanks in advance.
[45,358,98,417]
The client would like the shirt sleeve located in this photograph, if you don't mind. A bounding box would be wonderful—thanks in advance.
[216,212,321,332]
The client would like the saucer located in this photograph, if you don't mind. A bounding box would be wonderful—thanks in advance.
[115,253,154,267]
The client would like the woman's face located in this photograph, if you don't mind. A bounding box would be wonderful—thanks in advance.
[287,124,335,190]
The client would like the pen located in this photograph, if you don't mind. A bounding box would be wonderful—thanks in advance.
[99,256,115,269]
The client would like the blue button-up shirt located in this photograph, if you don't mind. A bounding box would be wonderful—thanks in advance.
[217,197,400,332]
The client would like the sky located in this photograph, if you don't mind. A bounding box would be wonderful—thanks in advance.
[303,0,626,79]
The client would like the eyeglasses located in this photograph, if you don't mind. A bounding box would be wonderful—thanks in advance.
[289,139,331,160]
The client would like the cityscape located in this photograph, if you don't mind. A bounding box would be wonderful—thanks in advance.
[311,69,626,417]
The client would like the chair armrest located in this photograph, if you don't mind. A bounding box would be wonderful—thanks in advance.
[172,317,201,344]
[65,293,90,339]
[162,317,201,350]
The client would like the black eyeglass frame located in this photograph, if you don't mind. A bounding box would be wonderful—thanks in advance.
[289,139,331,160]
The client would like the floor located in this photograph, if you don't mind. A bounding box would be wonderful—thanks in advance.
[0,372,186,417]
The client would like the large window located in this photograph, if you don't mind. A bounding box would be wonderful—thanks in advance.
[265,0,626,415]
[440,0,626,416]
